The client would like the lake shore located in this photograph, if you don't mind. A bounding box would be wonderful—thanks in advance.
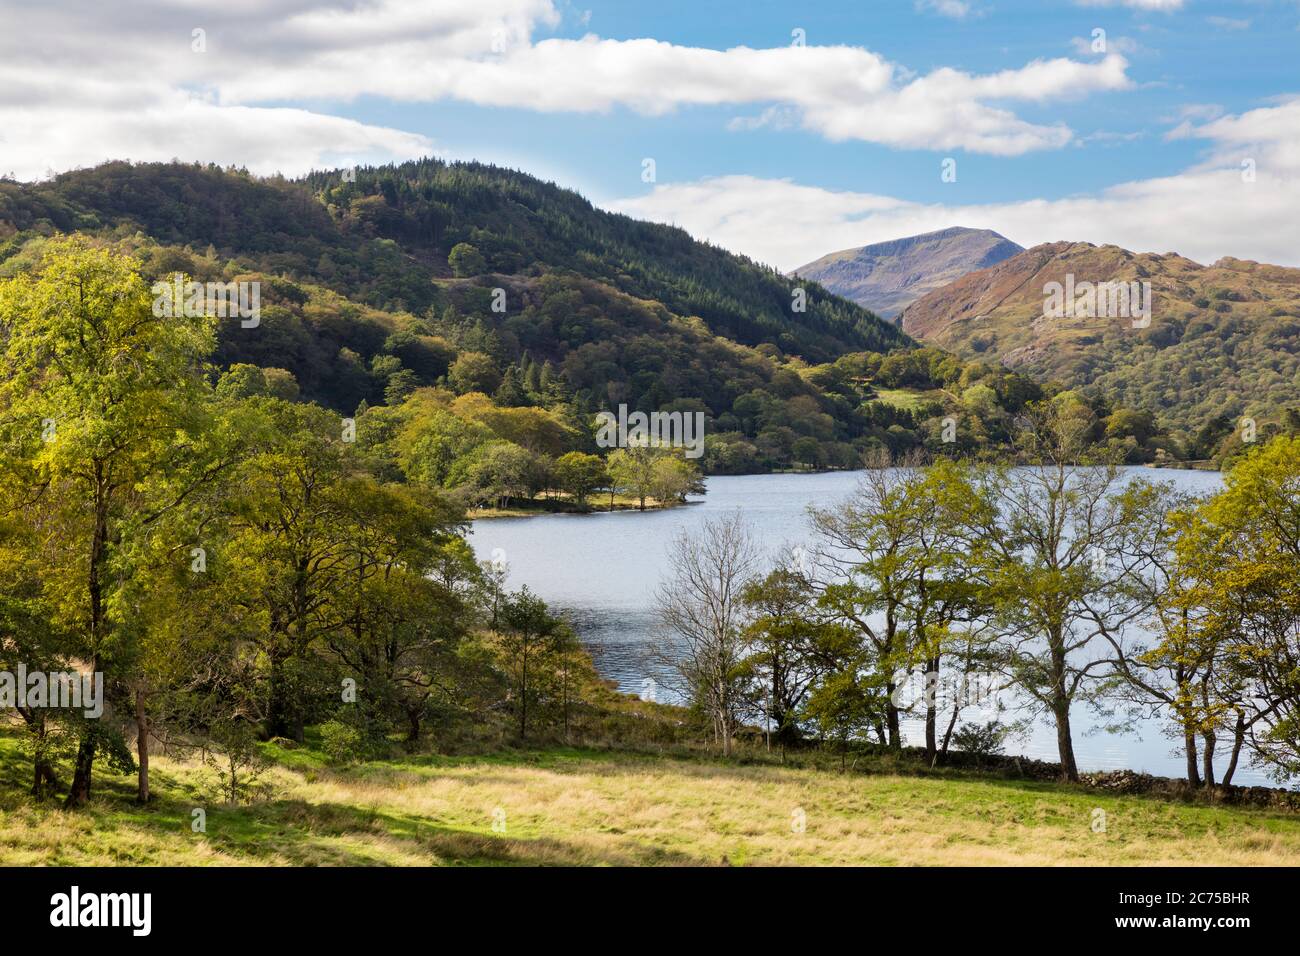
[470,467,1264,785]
[470,459,1225,521]
[469,494,689,519]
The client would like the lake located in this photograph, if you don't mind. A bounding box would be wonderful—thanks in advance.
[469,467,1286,786]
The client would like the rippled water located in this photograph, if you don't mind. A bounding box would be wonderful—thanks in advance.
[470,467,1288,786]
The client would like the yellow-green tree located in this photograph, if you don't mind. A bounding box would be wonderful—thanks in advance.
[0,237,216,807]
[1168,436,1300,782]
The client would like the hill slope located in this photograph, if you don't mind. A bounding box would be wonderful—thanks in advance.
[1,160,906,362]
[900,241,1300,444]
[793,227,1023,318]
[0,161,1067,472]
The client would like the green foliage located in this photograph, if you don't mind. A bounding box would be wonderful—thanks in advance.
[447,242,486,277]
[950,721,1009,758]
[0,161,1109,472]
[1163,436,1300,780]
[553,451,606,506]
[448,351,501,395]
[319,718,367,766]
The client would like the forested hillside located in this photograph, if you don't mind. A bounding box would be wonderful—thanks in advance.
[0,160,1086,475]
[901,241,1300,460]
[1,159,901,359]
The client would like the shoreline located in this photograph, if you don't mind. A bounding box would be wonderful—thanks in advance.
[469,461,1223,521]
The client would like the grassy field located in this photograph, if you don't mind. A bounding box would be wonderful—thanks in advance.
[870,387,949,412]
[2,731,1298,866]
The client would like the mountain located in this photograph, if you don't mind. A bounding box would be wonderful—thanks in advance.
[900,241,1300,447]
[0,161,1111,470]
[792,227,1024,319]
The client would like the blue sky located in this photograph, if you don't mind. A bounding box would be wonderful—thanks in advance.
[4,0,1299,267]
[353,0,1296,208]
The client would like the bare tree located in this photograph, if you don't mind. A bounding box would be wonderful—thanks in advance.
[653,513,759,755]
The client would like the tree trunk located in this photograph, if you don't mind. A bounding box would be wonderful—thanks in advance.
[562,656,570,742]
[519,645,528,741]
[923,661,939,764]
[1201,730,1217,787]
[940,703,960,760]
[68,475,111,809]
[1184,726,1201,787]
[136,687,150,804]
[65,730,97,809]
[1053,701,1079,782]
[33,759,59,800]
[1222,715,1246,787]
[23,710,60,799]
[716,681,733,756]
[885,694,901,749]
[1050,637,1078,781]
[267,651,302,741]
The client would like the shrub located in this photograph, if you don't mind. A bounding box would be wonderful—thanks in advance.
[448,242,487,277]
[320,719,366,765]
[952,720,1010,758]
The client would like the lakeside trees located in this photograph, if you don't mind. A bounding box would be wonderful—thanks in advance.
[1157,437,1300,782]
[0,237,219,806]
[0,241,599,808]
[656,422,1300,785]
[970,404,1151,781]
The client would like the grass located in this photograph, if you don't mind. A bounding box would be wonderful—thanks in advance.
[2,730,1299,866]
[871,387,948,412]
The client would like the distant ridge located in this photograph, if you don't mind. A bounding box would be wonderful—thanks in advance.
[898,239,1300,437]
[792,226,1024,319]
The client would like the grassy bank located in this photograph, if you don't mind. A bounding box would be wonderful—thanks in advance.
[2,730,1298,866]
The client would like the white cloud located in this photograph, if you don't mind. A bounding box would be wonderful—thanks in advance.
[916,0,974,18]
[0,0,1135,179]
[0,96,435,181]
[1070,34,1142,56]
[607,99,1300,271]
[1173,103,1226,122]
[1206,16,1251,31]
[1076,0,1185,11]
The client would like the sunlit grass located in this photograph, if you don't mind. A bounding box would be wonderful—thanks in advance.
[871,388,946,412]
[2,731,1297,866]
